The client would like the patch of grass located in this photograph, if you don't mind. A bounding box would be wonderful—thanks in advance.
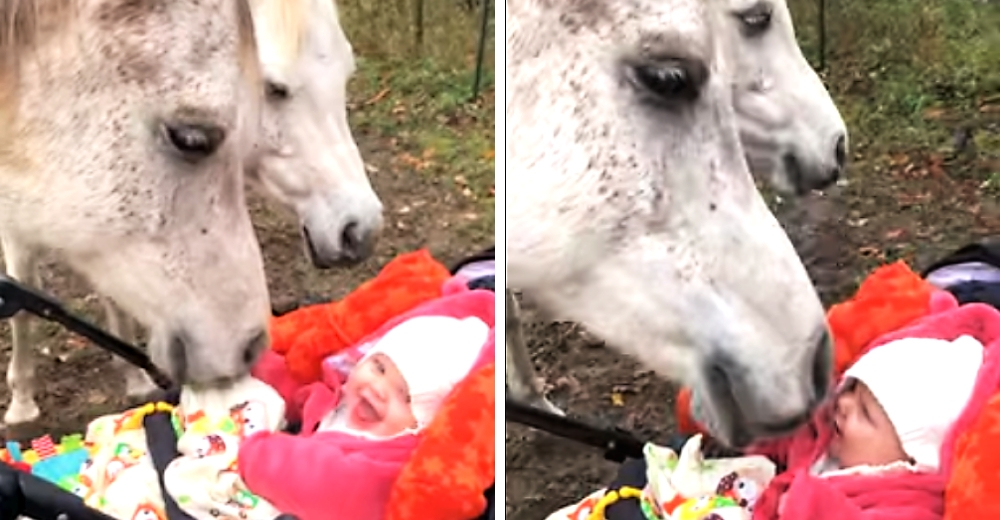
[347,56,495,228]
[788,0,1000,163]
[338,0,495,239]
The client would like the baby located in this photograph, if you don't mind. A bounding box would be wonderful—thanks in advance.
[239,308,493,520]
[818,335,981,475]
[314,314,487,438]
[749,334,986,520]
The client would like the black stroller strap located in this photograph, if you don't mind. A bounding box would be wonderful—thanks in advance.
[0,274,174,390]
[506,397,646,463]
[144,410,197,520]
[604,458,648,520]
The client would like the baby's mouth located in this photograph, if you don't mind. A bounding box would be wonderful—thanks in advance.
[354,388,382,423]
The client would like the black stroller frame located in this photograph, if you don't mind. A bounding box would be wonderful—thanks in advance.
[0,251,500,520]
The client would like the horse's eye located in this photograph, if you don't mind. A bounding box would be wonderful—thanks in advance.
[738,6,773,36]
[265,81,291,101]
[627,58,706,106]
[162,123,226,162]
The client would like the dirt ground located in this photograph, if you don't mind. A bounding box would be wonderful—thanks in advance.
[505,125,1000,519]
[0,133,493,443]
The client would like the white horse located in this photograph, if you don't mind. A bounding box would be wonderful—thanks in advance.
[93,0,386,409]
[506,0,841,448]
[247,0,383,267]
[0,0,271,424]
[506,0,848,421]
[2,0,387,424]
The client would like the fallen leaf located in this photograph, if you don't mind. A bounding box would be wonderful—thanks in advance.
[923,107,947,120]
[889,152,910,168]
[483,149,495,160]
[611,392,625,407]
[363,87,390,106]
[884,229,905,239]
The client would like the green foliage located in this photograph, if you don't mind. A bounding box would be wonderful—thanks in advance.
[338,0,496,240]
[787,0,1000,157]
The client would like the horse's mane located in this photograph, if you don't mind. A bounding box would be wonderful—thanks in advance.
[249,0,343,74]
[250,0,308,71]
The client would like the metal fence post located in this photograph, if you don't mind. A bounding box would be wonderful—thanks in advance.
[818,0,827,70]
[471,0,492,99]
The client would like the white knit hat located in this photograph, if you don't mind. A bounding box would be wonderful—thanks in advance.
[360,315,489,427]
[842,335,984,470]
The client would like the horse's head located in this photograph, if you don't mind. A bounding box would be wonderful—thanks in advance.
[0,0,271,386]
[722,0,849,195]
[247,0,383,268]
[506,0,831,447]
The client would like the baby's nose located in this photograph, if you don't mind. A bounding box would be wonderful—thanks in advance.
[371,382,389,402]
[834,393,856,413]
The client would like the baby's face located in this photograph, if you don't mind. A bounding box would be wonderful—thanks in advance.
[341,353,417,437]
[828,379,908,468]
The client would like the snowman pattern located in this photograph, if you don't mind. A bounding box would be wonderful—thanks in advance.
[716,472,762,514]
[229,401,268,439]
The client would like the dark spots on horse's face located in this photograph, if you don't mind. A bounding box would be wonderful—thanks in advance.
[709,202,717,211]
[95,0,160,30]
[550,0,611,33]
[651,184,664,207]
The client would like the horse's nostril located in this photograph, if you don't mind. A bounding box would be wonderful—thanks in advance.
[243,329,268,367]
[834,133,847,171]
[341,221,361,257]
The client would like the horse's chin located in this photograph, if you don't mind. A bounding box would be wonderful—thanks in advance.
[738,145,797,197]
[693,384,815,449]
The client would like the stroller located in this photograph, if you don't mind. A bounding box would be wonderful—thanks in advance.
[506,238,1000,520]
[0,248,499,520]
